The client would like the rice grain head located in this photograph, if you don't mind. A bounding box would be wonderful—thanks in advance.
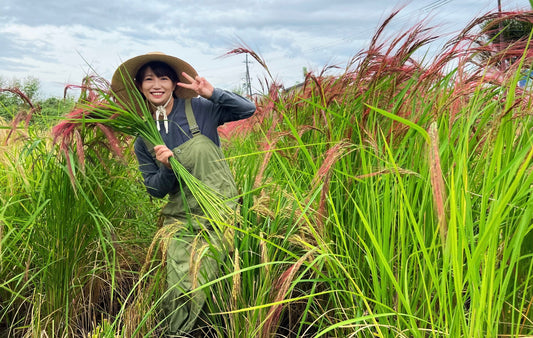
[428,122,448,243]
[140,222,183,276]
[231,248,241,308]
[190,235,209,290]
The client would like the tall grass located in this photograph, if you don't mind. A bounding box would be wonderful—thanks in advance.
[218,10,533,337]
[2,8,533,338]
[0,122,159,336]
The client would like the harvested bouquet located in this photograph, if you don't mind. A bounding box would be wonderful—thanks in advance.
[52,72,234,227]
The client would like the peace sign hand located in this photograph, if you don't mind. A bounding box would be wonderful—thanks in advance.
[177,72,214,99]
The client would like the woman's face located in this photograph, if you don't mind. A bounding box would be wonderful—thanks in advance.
[140,66,177,106]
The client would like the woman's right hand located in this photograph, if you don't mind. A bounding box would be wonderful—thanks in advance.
[154,145,173,168]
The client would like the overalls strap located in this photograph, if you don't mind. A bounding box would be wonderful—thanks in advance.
[185,99,201,137]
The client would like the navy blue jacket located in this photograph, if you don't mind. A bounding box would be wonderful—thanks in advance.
[134,88,256,198]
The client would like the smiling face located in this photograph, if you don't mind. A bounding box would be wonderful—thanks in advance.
[140,67,177,106]
[135,61,179,108]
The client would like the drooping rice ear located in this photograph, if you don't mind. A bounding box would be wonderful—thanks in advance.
[428,122,447,243]
[231,248,241,308]
[262,249,316,338]
[95,123,124,160]
[74,129,85,172]
[225,44,273,81]
[0,87,39,144]
[311,140,355,229]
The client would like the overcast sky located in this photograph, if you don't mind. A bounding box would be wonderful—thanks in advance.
[0,0,530,98]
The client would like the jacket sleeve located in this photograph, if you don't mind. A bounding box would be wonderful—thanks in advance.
[134,137,178,198]
[209,88,256,124]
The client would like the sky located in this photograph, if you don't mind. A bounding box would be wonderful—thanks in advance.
[0,0,531,98]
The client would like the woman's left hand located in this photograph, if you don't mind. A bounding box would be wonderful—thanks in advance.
[178,72,214,99]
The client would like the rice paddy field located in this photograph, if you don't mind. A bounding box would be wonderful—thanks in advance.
[1,10,533,338]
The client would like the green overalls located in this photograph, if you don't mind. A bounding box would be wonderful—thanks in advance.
[146,99,238,336]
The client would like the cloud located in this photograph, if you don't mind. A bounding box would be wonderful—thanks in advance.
[0,0,530,97]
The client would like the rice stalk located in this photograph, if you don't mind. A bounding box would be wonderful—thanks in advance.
[231,248,241,309]
[428,122,447,243]
[229,248,241,337]
[311,139,356,228]
[189,235,210,290]
[53,70,237,230]
[262,249,315,338]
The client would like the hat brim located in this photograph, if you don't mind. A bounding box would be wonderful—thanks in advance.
[111,52,199,104]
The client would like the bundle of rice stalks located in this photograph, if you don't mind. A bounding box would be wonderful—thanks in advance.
[52,73,234,227]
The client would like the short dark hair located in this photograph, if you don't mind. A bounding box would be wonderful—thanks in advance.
[135,61,179,85]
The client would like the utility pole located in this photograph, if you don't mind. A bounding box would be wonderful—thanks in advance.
[498,0,504,70]
[244,54,252,97]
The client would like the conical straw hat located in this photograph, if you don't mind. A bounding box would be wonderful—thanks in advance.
[111,52,199,104]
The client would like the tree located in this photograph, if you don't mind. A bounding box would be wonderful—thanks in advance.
[0,77,74,126]
[484,18,533,43]
[474,12,533,71]
[0,77,41,120]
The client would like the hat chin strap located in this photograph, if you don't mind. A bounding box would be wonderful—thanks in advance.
[153,95,173,134]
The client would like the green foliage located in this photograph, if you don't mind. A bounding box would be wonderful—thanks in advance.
[39,97,75,117]
[0,128,159,336]
[2,8,533,338]
[0,77,75,129]
[0,76,40,118]
[484,19,533,43]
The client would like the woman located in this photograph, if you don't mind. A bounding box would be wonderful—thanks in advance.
[111,52,256,336]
